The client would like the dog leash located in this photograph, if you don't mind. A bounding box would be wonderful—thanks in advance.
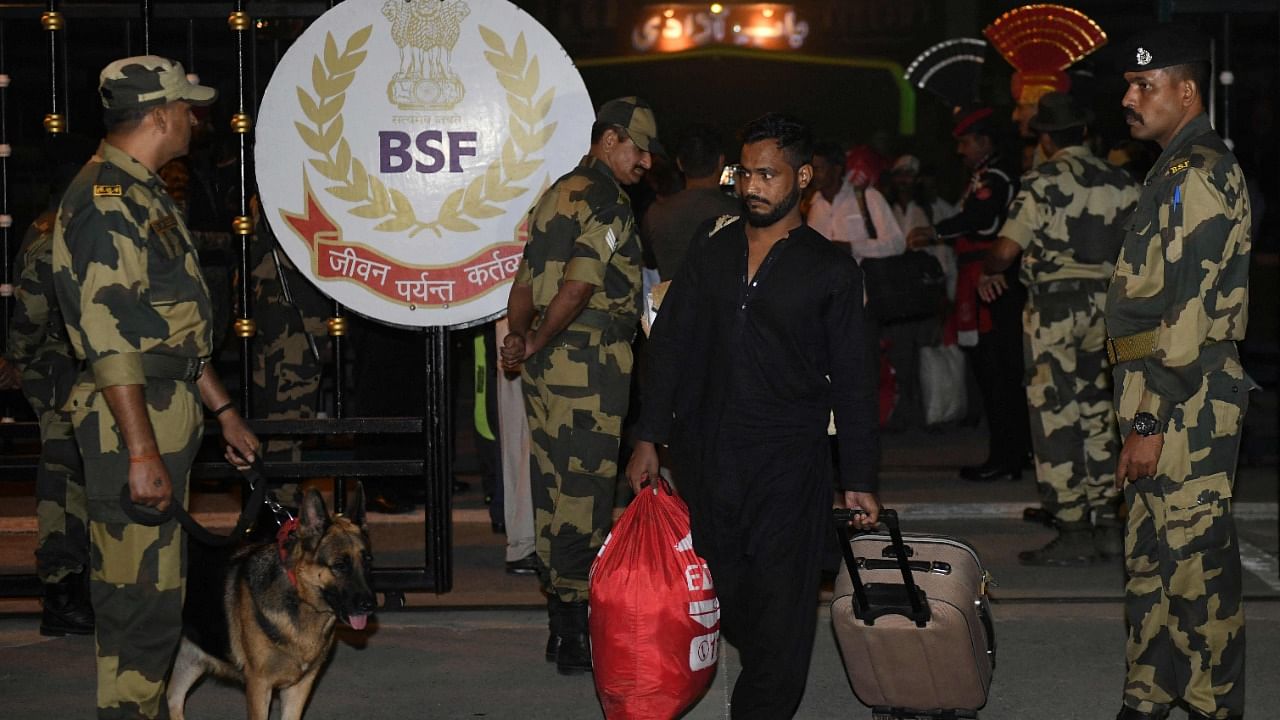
[119,456,273,547]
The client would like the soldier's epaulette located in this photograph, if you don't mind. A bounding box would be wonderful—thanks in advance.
[1166,159,1191,176]
[93,184,123,197]
[707,214,740,237]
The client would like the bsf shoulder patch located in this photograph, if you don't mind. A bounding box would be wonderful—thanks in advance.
[1167,159,1191,176]
[93,184,123,197]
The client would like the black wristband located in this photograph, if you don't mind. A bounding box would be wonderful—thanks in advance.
[212,401,236,417]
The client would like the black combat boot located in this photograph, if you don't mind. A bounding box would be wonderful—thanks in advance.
[555,600,592,675]
[1093,503,1126,559]
[1018,521,1099,566]
[545,595,562,662]
[40,572,94,637]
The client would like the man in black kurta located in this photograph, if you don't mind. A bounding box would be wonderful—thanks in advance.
[628,113,880,719]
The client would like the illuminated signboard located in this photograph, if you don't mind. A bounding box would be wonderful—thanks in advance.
[632,4,810,53]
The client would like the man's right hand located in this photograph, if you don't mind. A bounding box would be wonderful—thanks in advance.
[626,440,661,495]
[499,332,527,372]
[906,226,936,249]
[128,455,173,512]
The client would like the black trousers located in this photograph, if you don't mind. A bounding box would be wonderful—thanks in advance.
[972,279,1030,469]
[691,432,831,720]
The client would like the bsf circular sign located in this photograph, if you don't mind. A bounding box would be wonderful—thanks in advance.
[257,0,593,327]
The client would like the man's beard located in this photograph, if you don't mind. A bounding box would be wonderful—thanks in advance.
[742,185,801,228]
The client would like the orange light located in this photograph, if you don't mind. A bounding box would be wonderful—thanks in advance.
[710,3,723,13]
[762,8,774,18]
[663,8,674,17]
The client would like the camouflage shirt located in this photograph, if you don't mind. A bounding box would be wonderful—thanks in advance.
[6,212,78,415]
[514,154,642,329]
[1002,145,1139,287]
[1105,113,1251,424]
[52,141,213,389]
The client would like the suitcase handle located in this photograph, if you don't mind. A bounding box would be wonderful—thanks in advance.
[832,508,930,628]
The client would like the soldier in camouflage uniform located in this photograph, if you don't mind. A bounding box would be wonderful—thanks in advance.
[980,92,1140,566]
[51,56,259,720]
[7,196,94,635]
[1108,28,1253,720]
[249,202,330,464]
[501,96,660,676]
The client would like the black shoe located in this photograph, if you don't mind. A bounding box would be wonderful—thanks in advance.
[1018,523,1098,566]
[1022,507,1055,526]
[545,596,562,662]
[368,492,413,514]
[556,600,593,675]
[506,553,538,576]
[40,574,94,637]
[960,463,1022,482]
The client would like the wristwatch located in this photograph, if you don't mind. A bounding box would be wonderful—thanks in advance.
[1131,412,1162,437]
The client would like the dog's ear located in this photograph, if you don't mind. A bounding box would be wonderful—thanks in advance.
[299,488,331,539]
[349,482,367,529]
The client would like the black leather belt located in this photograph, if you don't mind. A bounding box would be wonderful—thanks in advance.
[569,308,638,344]
[1028,278,1108,297]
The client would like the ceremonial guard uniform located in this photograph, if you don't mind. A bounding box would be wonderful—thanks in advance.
[932,108,1029,480]
[1109,28,1254,720]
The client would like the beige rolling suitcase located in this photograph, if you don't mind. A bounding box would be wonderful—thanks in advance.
[831,509,995,720]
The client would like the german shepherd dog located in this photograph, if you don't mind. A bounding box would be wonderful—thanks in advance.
[167,485,376,720]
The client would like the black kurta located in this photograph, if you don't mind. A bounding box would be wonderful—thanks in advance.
[635,216,878,718]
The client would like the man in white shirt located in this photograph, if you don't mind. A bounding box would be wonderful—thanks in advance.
[806,142,905,260]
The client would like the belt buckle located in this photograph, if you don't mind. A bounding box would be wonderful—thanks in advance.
[1105,337,1118,365]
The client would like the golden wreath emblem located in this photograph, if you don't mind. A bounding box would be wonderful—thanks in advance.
[294,24,555,238]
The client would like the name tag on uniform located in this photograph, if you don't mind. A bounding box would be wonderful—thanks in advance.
[1167,159,1190,175]
[150,215,179,235]
[93,184,122,197]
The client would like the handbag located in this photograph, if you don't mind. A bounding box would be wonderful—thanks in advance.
[861,250,946,323]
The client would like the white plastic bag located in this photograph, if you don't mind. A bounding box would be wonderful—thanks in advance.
[919,344,967,425]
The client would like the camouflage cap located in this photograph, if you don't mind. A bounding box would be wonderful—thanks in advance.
[1028,92,1094,132]
[99,55,217,112]
[596,96,665,157]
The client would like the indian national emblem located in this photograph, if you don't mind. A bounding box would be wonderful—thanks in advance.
[382,0,471,110]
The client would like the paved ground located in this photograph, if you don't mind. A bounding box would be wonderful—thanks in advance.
[1,423,1277,719]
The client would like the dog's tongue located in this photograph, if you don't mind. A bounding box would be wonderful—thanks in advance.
[347,613,369,630]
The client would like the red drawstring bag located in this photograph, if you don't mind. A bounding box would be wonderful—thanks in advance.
[590,480,719,720]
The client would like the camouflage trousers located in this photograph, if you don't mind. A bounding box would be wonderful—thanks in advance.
[1114,342,1254,718]
[34,406,89,583]
[69,379,202,720]
[1022,285,1119,523]
[522,327,632,603]
[251,248,328,462]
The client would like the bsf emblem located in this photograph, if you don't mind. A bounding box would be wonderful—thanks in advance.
[1136,47,1152,66]
[383,0,471,110]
